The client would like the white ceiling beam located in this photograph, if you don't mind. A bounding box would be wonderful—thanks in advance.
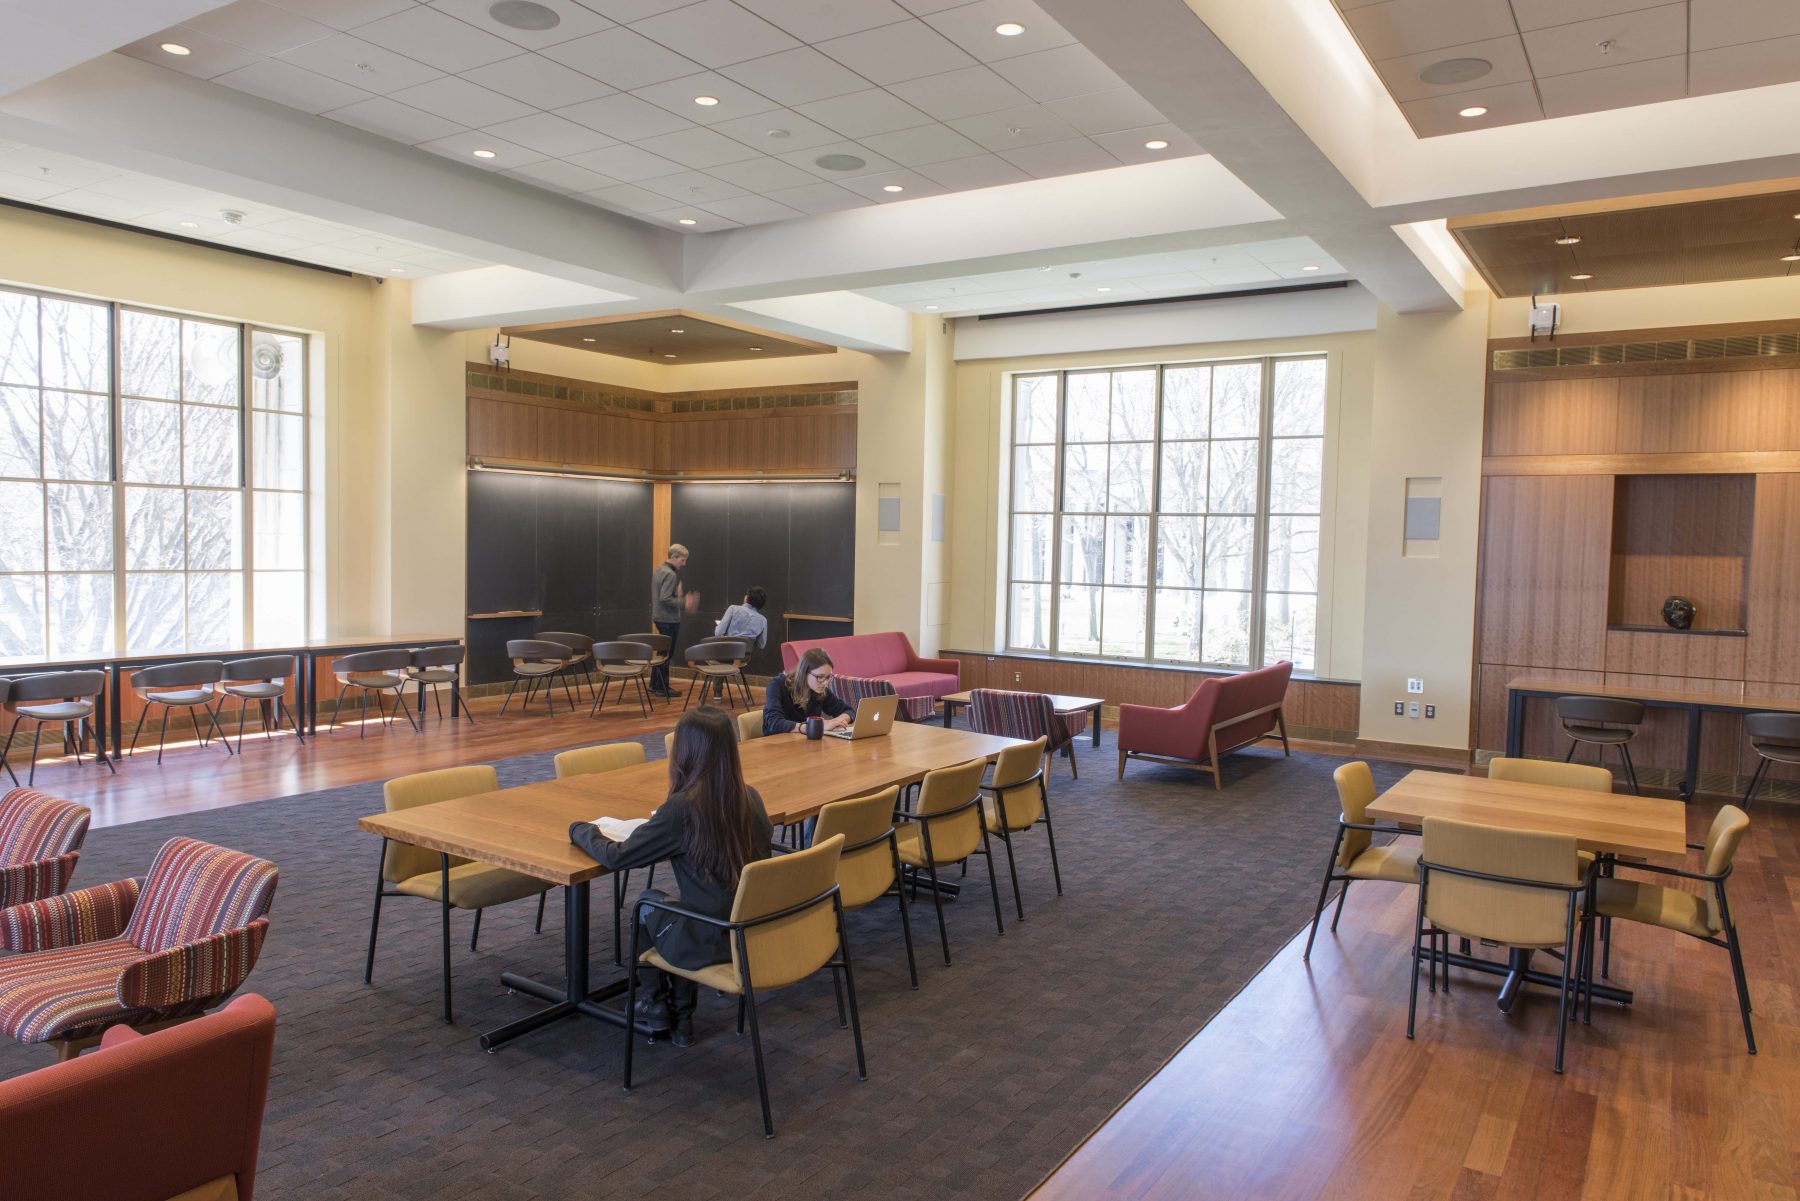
[411,267,644,331]
[711,293,914,354]
[0,0,230,97]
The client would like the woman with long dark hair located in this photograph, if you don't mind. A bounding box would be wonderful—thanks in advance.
[569,705,772,1046]
[763,645,852,735]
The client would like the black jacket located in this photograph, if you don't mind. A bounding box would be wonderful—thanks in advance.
[568,786,772,970]
[763,675,850,735]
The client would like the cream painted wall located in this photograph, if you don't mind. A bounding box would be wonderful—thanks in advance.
[1490,276,1800,336]
[943,330,1375,680]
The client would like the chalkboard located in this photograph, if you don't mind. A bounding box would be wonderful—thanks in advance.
[464,470,653,684]
[669,482,854,678]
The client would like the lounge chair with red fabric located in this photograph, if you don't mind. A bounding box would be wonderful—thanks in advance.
[1116,661,1293,789]
[0,787,91,909]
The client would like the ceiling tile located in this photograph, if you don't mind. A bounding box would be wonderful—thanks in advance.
[325,95,467,142]
[136,209,243,237]
[578,181,675,212]
[858,122,986,166]
[1397,79,1543,135]
[700,192,809,223]
[427,0,616,49]
[118,32,260,80]
[1373,35,1532,101]
[0,171,97,201]
[0,147,124,190]
[483,111,620,155]
[1685,0,1800,49]
[215,59,376,112]
[774,140,900,179]
[1537,54,1687,116]
[501,158,623,191]
[1503,0,1652,32]
[463,53,616,107]
[214,226,313,253]
[397,249,490,271]
[1521,3,1687,78]
[279,33,444,94]
[629,0,800,68]
[390,75,538,124]
[636,169,749,202]
[417,130,548,168]
[327,231,433,257]
[258,215,360,242]
[1090,124,1201,164]
[80,173,220,208]
[710,108,845,151]
[915,152,1030,188]
[816,21,977,84]
[1689,33,1800,93]
[266,0,413,31]
[1344,0,1517,61]
[997,136,1117,177]
[632,71,785,123]
[923,0,1077,62]
[891,0,972,14]
[763,179,871,213]
[707,154,818,189]
[181,1,336,55]
[566,142,688,180]
[835,168,949,200]
[887,65,1032,120]
[734,0,912,42]
[573,0,699,19]
[718,46,870,106]
[355,5,524,72]
[540,27,703,89]
[946,103,1079,151]
[643,207,741,230]
[793,89,934,137]
[557,91,696,138]
[1043,88,1168,135]
[635,125,765,167]
[989,44,1126,101]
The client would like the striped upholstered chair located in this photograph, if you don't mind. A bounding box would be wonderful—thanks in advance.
[0,789,91,909]
[0,837,278,1057]
[833,675,935,724]
[969,688,1089,777]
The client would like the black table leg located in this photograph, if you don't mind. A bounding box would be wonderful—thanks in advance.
[1505,688,1525,758]
[1496,948,1532,1012]
[941,704,954,729]
[107,666,122,761]
[1681,706,1702,802]
[481,879,652,1053]
[305,653,319,736]
[1090,703,1101,747]
[1416,944,1631,1009]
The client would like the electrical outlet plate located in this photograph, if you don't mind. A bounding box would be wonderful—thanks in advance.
[1408,702,1420,718]
[1393,701,1404,716]
[1406,678,1424,694]
[1425,705,1436,719]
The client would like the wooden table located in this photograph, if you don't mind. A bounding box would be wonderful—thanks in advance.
[1506,675,1800,801]
[358,721,1026,1052]
[939,691,1105,748]
[1369,769,1687,1011]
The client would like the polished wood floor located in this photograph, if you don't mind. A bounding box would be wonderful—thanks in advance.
[1031,796,1799,1201]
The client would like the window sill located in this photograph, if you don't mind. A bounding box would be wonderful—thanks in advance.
[938,647,1356,687]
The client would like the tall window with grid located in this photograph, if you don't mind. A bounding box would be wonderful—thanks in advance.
[1005,356,1327,673]
[0,285,311,658]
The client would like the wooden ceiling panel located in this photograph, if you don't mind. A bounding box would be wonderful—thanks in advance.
[502,311,834,365]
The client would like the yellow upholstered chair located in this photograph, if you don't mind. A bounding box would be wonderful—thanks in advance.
[1302,761,1421,960]
[1588,804,1755,1052]
[737,709,764,742]
[895,757,1003,965]
[812,786,916,988]
[1486,757,1613,792]
[979,737,1063,921]
[553,741,647,779]
[365,765,552,1022]
[663,731,675,757]
[624,834,864,1138]
[1410,817,1591,1073]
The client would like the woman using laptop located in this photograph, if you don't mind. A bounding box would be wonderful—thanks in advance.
[567,706,772,1048]
[763,646,853,735]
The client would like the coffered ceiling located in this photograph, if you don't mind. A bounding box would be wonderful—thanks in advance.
[1331,0,1800,138]
[118,0,1198,230]
[504,309,830,361]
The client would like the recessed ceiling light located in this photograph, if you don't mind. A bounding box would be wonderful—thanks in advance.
[1458,106,1488,118]
[582,337,596,342]
[1096,286,1112,292]
[389,267,407,274]
[1554,235,1581,245]
[1302,265,1321,272]
[995,22,1025,35]
[471,148,497,159]
[882,184,904,193]
[160,42,192,56]
[747,346,764,351]
[677,217,697,225]
[489,0,560,30]
[1571,273,1593,280]
[693,95,719,107]
[1144,139,1170,150]
[178,220,199,229]
[924,305,939,310]
[663,353,677,358]
[669,328,685,333]
[1782,254,1800,262]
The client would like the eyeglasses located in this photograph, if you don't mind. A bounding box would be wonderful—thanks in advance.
[808,670,834,685]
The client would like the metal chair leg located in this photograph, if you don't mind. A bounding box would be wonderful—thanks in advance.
[498,677,521,717]
[365,839,387,983]
[836,900,867,1082]
[535,890,546,934]
[1329,879,1352,932]
[1742,756,1769,810]
[203,701,235,755]
[439,854,454,1023]
[155,706,172,765]
[1619,742,1640,795]
[742,980,775,1139]
[470,906,482,951]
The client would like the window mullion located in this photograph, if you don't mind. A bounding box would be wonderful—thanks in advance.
[109,301,126,657]
[1249,357,1276,669]
[1047,371,1065,658]
[1144,365,1164,662]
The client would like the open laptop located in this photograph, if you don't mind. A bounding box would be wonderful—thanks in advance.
[827,693,899,740]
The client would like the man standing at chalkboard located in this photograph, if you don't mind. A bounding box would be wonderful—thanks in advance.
[651,544,696,697]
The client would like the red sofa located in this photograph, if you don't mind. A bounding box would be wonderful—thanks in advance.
[779,632,961,709]
[0,993,275,1201]
[1117,661,1294,788]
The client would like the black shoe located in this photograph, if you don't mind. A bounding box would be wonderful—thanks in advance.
[634,992,672,1033]
[671,1016,694,1048]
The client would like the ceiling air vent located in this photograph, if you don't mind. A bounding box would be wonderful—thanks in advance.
[1492,331,1800,371]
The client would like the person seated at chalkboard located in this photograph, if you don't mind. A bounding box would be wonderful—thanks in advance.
[714,585,769,649]
[763,646,852,735]
[568,706,772,1048]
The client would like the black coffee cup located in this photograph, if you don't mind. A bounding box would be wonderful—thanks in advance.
[804,716,824,740]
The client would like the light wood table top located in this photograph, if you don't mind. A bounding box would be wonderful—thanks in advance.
[941,690,1104,712]
[1367,769,1688,861]
[358,721,1027,885]
[1507,676,1800,713]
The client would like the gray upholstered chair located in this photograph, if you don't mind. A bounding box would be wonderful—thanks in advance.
[128,661,234,764]
[1741,712,1800,811]
[1556,696,1645,794]
[617,632,672,704]
[537,631,596,699]
[1,672,115,785]
[589,640,655,718]
[499,640,578,717]
[682,638,752,710]
[405,645,473,726]
[216,655,304,750]
[329,650,420,737]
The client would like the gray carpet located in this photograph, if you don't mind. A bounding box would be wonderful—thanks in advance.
[0,730,1403,1201]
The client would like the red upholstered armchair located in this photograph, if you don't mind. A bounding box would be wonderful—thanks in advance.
[0,837,278,1056]
[0,787,91,909]
[969,689,1089,777]
[1117,662,1294,789]
[0,993,276,1201]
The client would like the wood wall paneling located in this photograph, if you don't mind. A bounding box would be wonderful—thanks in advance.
[1607,474,1752,630]
[1477,474,1613,671]
[1746,473,1800,686]
[1602,629,1745,680]
[1614,370,1800,455]
[1473,664,1605,757]
[1486,377,1620,457]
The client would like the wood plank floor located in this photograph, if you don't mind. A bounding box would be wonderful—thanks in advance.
[1030,797,1800,1201]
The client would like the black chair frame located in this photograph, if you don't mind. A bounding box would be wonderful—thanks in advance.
[588,641,655,720]
[893,789,1004,966]
[774,822,918,989]
[978,759,1063,923]
[329,653,421,738]
[1302,818,1415,960]
[128,662,235,765]
[214,656,307,752]
[680,640,753,711]
[406,646,475,728]
[1,672,116,786]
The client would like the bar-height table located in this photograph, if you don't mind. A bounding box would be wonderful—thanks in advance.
[359,721,1025,1053]
[1368,769,1688,1011]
